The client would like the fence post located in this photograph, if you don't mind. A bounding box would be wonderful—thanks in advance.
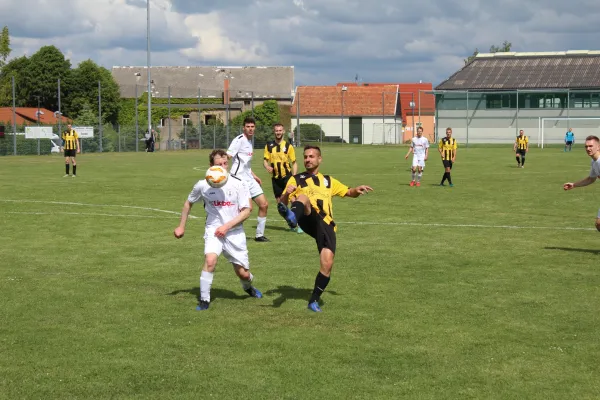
[168,85,171,150]
[515,90,519,138]
[296,91,301,146]
[98,80,103,152]
[11,76,16,156]
[58,78,62,152]
[466,91,469,148]
[135,84,139,152]
[184,122,187,150]
[118,124,121,152]
[198,87,202,149]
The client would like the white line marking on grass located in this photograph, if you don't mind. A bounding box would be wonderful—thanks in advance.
[0,199,197,219]
[5,211,178,219]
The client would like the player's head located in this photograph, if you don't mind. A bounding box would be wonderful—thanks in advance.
[243,117,256,137]
[584,135,600,158]
[519,129,524,137]
[273,123,284,140]
[303,145,322,172]
[209,149,228,170]
[416,126,423,137]
[67,124,72,129]
[445,127,452,137]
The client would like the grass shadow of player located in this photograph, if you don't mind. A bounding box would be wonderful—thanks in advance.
[263,285,339,308]
[545,246,600,255]
[167,287,248,301]
[261,224,294,232]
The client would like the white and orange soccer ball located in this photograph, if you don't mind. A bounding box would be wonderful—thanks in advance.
[205,165,229,188]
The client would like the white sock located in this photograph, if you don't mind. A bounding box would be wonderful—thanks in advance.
[256,216,266,237]
[417,172,423,182]
[411,171,416,181]
[200,270,213,302]
[240,272,253,290]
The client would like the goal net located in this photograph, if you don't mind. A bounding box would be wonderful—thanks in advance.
[372,123,403,145]
[538,117,600,148]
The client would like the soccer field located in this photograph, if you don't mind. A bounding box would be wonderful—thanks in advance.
[1,145,599,399]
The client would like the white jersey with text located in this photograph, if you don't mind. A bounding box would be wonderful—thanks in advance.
[590,157,600,178]
[411,136,430,159]
[187,176,250,232]
[227,134,254,180]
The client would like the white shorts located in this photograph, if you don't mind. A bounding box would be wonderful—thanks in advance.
[244,177,264,198]
[412,157,425,169]
[203,228,249,269]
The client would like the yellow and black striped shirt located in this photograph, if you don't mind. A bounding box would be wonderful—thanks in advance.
[285,172,348,230]
[62,129,79,150]
[515,135,528,150]
[264,140,296,179]
[439,137,457,160]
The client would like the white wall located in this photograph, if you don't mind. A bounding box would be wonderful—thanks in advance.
[291,116,400,144]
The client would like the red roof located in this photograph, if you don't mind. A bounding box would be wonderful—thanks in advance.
[0,107,72,126]
[292,85,399,117]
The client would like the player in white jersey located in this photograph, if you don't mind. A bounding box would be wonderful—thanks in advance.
[563,135,600,231]
[227,116,271,242]
[174,149,263,310]
[404,126,430,187]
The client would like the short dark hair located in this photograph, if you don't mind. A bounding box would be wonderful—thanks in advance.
[446,127,452,132]
[272,122,283,129]
[209,149,227,166]
[243,117,256,126]
[585,135,600,143]
[417,126,423,132]
[304,145,321,155]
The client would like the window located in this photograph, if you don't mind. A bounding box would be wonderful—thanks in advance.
[159,118,167,127]
[204,114,216,125]
[182,114,191,125]
[571,93,600,108]
[485,94,516,109]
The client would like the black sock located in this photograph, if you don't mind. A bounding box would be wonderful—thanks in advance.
[73,165,77,175]
[309,272,330,304]
[441,172,448,184]
[447,173,453,184]
[290,201,304,222]
[521,157,525,166]
[516,156,520,165]
[65,164,69,175]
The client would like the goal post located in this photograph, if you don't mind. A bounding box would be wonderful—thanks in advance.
[538,117,600,148]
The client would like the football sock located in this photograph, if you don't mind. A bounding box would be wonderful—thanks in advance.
[417,172,423,182]
[256,216,266,237]
[240,272,254,290]
[200,270,214,302]
[65,164,69,175]
[309,272,330,304]
[521,157,525,166]
[411,171,416,181]
[73,165,77,175]
[516,156,520,165]
[441,172,448,184]
[447,173,453,184]
[290,201,305,222]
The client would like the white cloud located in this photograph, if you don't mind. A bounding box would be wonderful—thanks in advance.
[2,0,600,86]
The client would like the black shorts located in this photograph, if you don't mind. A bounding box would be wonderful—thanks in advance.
[64,149,76,157]
[566,141,573,145]
[442,159,453,169]
[298,208,337,254]
[272,175,292,199]
[516,149,526,156]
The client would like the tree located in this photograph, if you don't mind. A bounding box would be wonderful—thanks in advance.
[0,56,30,107]
[21,46,72,111]
[464,41,512,65]
[0,26,11,71]
[231,99,280,128]
[293,123,323,142]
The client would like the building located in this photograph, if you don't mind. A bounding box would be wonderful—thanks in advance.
[111,65,294,127]
[0,107,71,129]
[291,82,434,145]
[434,50,600,145]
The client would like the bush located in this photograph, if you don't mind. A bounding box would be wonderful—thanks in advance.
[294,124,323,141]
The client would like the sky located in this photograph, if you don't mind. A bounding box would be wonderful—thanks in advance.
[2,0,600,88]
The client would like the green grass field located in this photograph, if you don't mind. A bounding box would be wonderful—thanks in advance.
[1,145,599,399]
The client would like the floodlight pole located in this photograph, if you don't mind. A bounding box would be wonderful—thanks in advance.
[12,76,16,155]
[147,0,152,137]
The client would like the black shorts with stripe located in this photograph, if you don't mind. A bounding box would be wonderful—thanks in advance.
[64,149,76,157]
[442,159,453,169]
[516,149,526,156]
[272,175,292,198]
[298,207,337,254]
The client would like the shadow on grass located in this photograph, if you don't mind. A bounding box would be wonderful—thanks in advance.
[545,246,600,255]
[261,224,295,233]
[167,287,248,301]
[263,285,339,308]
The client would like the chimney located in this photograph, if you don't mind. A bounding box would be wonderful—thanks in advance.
[224,78,230,104]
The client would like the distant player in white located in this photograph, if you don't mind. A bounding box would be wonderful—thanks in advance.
[404,126,430,187]
[227,116,270,242]
[174,149,263,311]
[563,135,600,232]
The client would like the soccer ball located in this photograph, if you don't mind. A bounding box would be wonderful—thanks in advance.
[205,165,228,188]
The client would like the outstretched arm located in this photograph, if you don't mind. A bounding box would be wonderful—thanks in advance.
[564,176,597,190]
[174,200,194,238]
[346,185,373,198]
[404,146,413,159]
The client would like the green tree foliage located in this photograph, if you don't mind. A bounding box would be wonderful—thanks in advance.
[231,100,280,128]
[0,56,30,106]
[464,41,512,65]
[293,123,323,142]
[21,45,72,111]
[0,26,11,71]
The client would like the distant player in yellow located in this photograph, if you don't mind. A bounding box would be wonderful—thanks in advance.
[263,123,298,203]
[277,145,373,312]
[61,124,80,177]
[514,129,529,168]
[438,127,457,186]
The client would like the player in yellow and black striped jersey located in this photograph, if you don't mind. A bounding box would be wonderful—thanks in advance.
[438,127,458,186]
[277,145,373,312]
[61,124,80,177]
[513,129,529,168]
[263,123,298,202]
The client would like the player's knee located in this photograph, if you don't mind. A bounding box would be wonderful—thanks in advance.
[204,254,218,271]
